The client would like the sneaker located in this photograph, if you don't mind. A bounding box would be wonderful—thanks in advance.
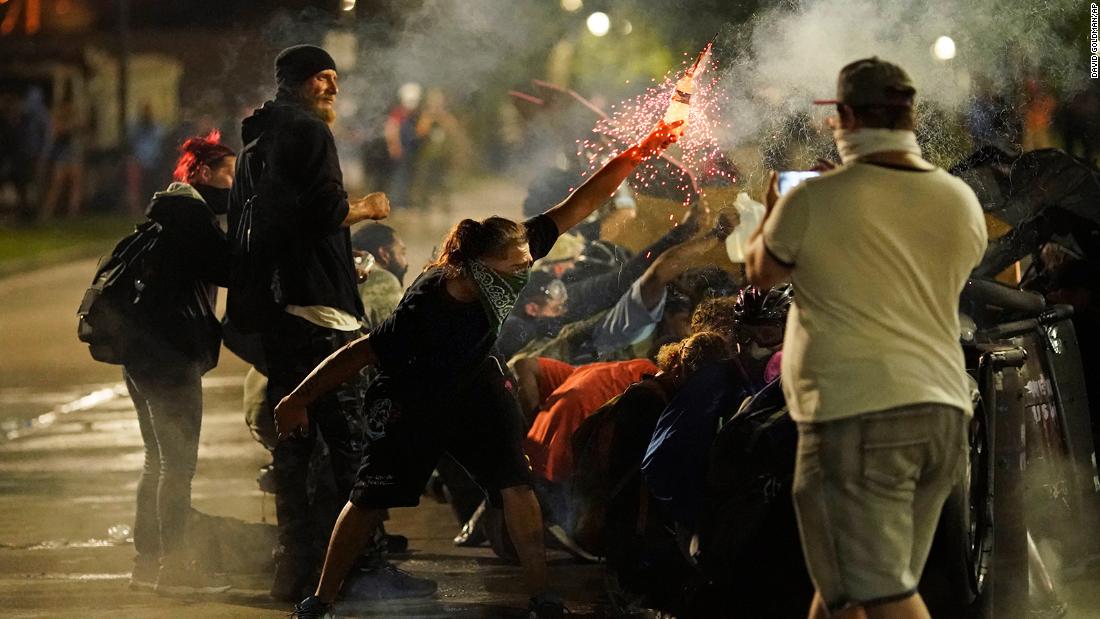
[453,520,487,547]
[291,595,334,619]
[453,502,488,547]
[154,563,231,596]
[128,555,159,591]
[372,523,410,555]
[339,562,438,601]
[528,592,567,618]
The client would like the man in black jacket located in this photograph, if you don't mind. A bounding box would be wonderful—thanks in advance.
[230,44,392,602]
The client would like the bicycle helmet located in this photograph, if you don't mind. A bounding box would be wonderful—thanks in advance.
[734,284,794,325]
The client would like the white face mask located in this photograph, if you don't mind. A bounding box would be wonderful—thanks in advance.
[833,128,922,165]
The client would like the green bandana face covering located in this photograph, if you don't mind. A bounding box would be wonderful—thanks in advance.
[468,260,530,332]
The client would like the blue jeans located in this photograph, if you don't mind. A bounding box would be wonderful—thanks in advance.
[124,362,204,567]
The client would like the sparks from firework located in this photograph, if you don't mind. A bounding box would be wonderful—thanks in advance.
[571,41,734,209]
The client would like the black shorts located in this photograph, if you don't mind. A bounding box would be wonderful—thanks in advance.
[349,356,532,509]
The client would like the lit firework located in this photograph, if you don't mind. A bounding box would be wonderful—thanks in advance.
[573,36,734,208]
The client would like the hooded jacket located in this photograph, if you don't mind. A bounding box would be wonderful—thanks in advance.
[235,98,364,319]
[140,182,229,371]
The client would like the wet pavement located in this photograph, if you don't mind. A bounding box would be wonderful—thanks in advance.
[3,178,1100,617]
[0,373,606,618]
[0,180,607,617]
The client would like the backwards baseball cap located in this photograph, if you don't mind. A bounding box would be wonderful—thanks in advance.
[275,44,337,91]
[813,57,915,107]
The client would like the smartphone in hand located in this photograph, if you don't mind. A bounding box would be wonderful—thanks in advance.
[777,171,821,196]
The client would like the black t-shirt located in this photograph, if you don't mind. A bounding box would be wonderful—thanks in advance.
[368,214,559,397]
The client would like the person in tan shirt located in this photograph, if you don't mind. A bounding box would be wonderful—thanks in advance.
[746,57,987,619]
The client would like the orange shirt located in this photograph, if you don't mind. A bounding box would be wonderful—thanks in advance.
[535,357,577,402]
[525,358,658,482]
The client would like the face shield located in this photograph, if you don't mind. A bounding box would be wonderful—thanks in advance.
[734,321,785,353]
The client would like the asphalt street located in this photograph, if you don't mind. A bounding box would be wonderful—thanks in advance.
[2,178,1099,617]
[0,180,607,618]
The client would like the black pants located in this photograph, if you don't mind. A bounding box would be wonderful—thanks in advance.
[349,356,532,510]
[261,314,366,559]
[124,362,204,567]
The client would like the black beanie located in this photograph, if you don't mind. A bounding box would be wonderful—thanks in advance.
[275,45,337,91]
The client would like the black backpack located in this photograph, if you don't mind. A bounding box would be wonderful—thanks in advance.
[691,378,813,618]
[700,379,797,563]
[76,221,166,364]
[226,133,284,333]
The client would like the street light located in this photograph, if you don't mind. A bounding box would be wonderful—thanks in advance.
[933,35,956,60]
[586,11,610,37]
[622,20,633,35]
[560,0,582,12]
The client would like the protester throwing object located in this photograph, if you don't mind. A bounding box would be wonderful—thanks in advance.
[277,119,681,619]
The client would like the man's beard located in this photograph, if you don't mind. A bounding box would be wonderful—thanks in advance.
[390,263,408,286]
[312,102,336,126]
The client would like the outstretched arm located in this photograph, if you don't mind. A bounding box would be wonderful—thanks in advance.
[592,217,731,356]
[560,201,719,323]
[638,232,724,308]
[274,336,379,440]
[544,120,682,234]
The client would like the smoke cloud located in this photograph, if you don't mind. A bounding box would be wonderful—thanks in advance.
[235,0,1087,189]
[323,1,554,131]
[709,0,1084,170]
